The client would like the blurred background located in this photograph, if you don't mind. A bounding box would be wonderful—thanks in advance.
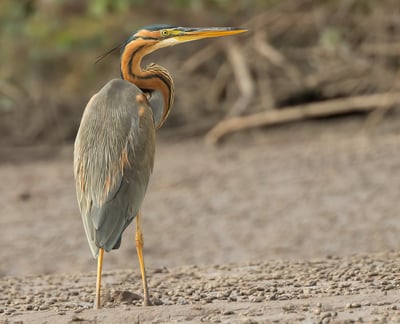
[1,0,400,276]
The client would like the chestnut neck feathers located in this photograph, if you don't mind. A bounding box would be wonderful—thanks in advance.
[120,35,174,128]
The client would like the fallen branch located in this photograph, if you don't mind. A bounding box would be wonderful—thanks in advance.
[205,92,400,145]
[360,42,400,56]
[225,41,254,117]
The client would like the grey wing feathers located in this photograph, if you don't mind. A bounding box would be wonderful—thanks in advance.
[74,79,155,257]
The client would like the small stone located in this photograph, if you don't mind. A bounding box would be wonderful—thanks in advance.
[161,299,173,306]
[283,304,296,312]
[223,310,234,315]
[177,297,188,305]
[113,290,142,304]
[250,296,263,303]
[71,315,85,321]
[349,303,361,308]
[320,311,332,319]
[152,297,163,306]
[339,282,351,288]
[313,308,321,315]
[240,318,258,324]
[192,294,201,301]
[205,295,216,302]
[48,298,58,304]
[279,294,291,300]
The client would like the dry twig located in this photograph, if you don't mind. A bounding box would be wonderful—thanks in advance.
[360,43,400,56]
[224,41,254,117]
[205,92,400,144]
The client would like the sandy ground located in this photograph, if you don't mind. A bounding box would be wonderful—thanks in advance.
[1,252,400,323]
[1,116,400,323]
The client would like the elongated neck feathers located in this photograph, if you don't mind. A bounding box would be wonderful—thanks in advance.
[120,39,174,128]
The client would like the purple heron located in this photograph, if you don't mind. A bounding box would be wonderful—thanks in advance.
[74,25,247,309]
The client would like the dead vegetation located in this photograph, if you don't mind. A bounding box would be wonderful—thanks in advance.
[1,0,400,146]
[197,1,400,143]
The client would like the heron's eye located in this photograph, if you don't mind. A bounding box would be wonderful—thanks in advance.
[161,29,169,37]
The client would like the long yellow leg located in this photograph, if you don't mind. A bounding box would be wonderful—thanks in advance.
[135,212,151,306]
[94,248,104,309]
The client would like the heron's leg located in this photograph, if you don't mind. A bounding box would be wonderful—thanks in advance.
[135,212,151,306]
[94,248,104,309]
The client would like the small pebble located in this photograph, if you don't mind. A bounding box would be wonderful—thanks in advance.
[152,297,163,306]
[320,311,332,319]
[350,303,361,308]
[313,308,321,315]
[48,298,58,304]
[177,297,188,305]
[240,318,258,324]
[223,310,235,315]
[250,296,263,303]
[282,304,296,312]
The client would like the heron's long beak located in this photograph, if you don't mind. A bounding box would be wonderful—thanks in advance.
[155,27,247,52]
[153,27,247,51]
[175,27,248,42]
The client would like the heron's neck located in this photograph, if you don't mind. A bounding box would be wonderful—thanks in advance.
[120,42,174,128]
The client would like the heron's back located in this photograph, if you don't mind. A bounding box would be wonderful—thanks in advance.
[74,79,155,257]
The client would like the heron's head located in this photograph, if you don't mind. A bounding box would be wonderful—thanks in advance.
[121,24,248,55]
[113,25,247,129]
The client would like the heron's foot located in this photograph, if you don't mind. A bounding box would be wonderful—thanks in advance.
[143,297,152,306]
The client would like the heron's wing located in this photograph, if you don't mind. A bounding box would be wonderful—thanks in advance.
[74,79,155,257]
